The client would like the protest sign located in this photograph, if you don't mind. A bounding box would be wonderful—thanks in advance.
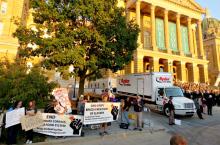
[83,102,120,125]
[52,88,72,114]
[34,113,83,136]
[5,107,25,128]
[20,113,44,131]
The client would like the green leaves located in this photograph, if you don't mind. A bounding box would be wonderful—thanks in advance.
[14,0,139,96]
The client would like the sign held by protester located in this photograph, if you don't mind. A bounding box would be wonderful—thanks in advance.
[34,113,83,136]
[5,107,25,128]
[84,102,120,125]
[20,112,44,131]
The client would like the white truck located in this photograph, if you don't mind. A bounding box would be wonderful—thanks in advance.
[116,72,195,116]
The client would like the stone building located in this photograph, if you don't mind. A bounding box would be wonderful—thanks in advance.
[0,0,29,59]
[116,0,209,84]
[203,17,220,86]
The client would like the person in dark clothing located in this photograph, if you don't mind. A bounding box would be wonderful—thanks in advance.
[193,98,203,119]
[133,96,144,131]
[7,100,23,145]
[206,93,213,115]
[25,100,37,144]
[168,96,175,125]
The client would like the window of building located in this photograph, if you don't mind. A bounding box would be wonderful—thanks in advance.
[1,2,7,14]
[144,31,151,49]
[0,22,3,35]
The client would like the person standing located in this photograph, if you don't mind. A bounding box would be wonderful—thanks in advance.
[25,100,37,144]
[206,93,213,116]
[7,100,23,145]
[133,96,144,131]
[168,96,175,125]
[193,98,203,119]
[99,94,109,136]
[121,97,131,125]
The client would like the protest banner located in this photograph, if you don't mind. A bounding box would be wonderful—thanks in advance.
[83,102,120,125]
[20,112,44,131]
[34,113,83,136]
[5,107,25,128]
[52,88,72,114]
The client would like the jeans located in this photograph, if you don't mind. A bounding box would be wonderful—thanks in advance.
[122,111,130,124]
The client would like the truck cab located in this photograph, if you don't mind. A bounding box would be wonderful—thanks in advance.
[156,86,196,116]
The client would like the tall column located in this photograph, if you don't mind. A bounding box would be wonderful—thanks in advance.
[192,64,199,83]
[204,64,209,83]
[136,0,141,48]
[164,9,171,54]
[151,5,157,51]
[176,14,183,56]
[197,20,205,59]
[187,17,194,57]
[193,29,198,58]
[180,61,186,82]
[134,52,143,73]
[153,57,159,72]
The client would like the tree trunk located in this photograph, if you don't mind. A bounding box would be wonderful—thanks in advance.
[78,77,85,98]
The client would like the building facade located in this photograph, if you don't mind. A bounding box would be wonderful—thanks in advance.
[117,0,209,83]
[0,0,29,60]
[203,18,220,86]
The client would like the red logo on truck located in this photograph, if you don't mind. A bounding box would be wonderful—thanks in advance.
[156,77,171,83]
[119,79,131,86]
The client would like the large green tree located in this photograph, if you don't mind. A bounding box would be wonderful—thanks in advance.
[14,0,139,96]
[0,58,57,109]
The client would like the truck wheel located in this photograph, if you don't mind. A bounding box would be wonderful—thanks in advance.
[164,106,170,117]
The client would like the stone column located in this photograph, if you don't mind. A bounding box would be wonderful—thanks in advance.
[193,29,198,58]
[180,61,187,82]
[187,17,194,57]
[176,14,183,56]
[153,57,159,72]
[151,5,157,51]
[192,64,199,83]
[136,0,141,48]
[203,64,209,83]
[197,20,205,59]
[134,52,143,73]
[164,9,171,54]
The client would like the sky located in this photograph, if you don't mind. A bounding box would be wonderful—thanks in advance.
[195,0,220,20]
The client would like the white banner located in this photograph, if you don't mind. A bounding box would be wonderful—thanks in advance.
[34,113,83,136]
[84,102,120,125]
[5,107,25,128]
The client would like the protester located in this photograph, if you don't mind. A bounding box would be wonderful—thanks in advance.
[133,96,144,131]
[99,93,110,136]
[168,96,175,125]
[170,134,188,145]
[206,92,213,115]
[77,95,86,115]
[121,97,131,126]
[193,97,203,119]
[25,100,37,144]
[7,100,23,145]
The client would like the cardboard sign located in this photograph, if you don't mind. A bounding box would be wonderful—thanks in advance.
[20,113,44,131]
[34,113,83,136]
[52,88,72,114]
[5,107,25,128]
[83,102,120,125]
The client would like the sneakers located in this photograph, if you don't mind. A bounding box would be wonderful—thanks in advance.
[26,140,32,144]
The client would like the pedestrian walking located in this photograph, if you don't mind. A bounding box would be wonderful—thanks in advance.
[133,96,144,131]
[168,96,175,125]
[25,100,37,144]
[206,93,213,115]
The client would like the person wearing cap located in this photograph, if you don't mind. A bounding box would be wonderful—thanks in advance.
[168,96,175,125]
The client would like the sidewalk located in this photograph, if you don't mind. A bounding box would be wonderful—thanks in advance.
[42,111,165,144]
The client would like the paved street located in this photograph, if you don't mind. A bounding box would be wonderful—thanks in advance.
[34,106,220,145]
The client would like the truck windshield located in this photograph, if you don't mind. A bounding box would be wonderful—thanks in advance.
[165,88,184,97]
